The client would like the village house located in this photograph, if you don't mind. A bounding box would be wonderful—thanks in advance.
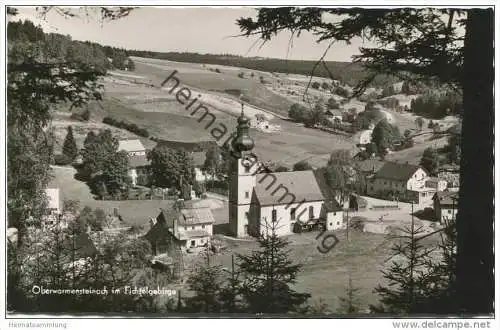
[367,162,430,204]
[144,200,215,253]
[45,188,61,215]
[433,191,458,224]
[118,139,150,187]
[425,177,448,192]
[118,139,147,156]
[228,109,344,238]
[325,109,343,123]
[191,151,223,184]
[354,129,373,146]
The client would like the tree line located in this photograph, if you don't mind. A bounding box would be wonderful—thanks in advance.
[8,19,135,73]
[127,49,397,88]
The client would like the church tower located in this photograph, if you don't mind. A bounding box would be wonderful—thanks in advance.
[228,104,257,237]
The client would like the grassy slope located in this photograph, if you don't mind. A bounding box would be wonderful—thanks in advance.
[131,57,295,117]
[206,229,440,311]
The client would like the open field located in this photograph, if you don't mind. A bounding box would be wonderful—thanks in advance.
[52,56,453,173]
[131,57,295,117]
[184,229,440,312]
[386,136,449,165]
[86,76,359,168]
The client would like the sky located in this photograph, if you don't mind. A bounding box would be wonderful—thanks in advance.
[11,6,369,62]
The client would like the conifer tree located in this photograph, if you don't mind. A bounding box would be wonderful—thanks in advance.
[62,125,78,161]
[370,213,436,314]
[337,274,362,314]
[237,220,311,314]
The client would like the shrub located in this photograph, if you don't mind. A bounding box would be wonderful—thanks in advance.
[237,72,245,78]
[311,81,321,89]
[215,68,221,73]
[333,86,350,98]
[102,116,150,138]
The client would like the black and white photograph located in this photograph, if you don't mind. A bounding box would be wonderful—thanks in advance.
[2,1,496,327]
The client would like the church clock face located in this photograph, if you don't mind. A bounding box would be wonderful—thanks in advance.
[241,157,252,168]
[241,154,254,168]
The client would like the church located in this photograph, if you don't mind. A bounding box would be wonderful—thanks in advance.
[228,107,344,238]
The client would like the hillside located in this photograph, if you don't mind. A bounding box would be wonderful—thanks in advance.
[126,50,398,88]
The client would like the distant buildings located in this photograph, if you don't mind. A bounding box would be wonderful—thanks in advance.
[433,191,458,224]
[366,161,452,205]
[355,129,373,146]
[118,139,150,187]
[325,109,343,123]
[367,162,428,195]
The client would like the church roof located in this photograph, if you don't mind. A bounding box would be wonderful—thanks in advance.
[255,170,324,206]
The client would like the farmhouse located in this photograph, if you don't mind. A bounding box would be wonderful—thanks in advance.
[367,162,431,203]
[228,110,343,238]
[433,191,458,224]
[145,200,215,253]
[118,139,150,186]
[118,139,146,156]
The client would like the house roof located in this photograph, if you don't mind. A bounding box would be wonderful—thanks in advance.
[255,170,324,206]
[355,159,385,174]
[129,155,151,168]
[144,210,178,244]
[374,162,424,182]
[433,191,458,207]
[313,168,336,201]
[192,151,206,167]
[179,207,215,226]
[118,139,145,153]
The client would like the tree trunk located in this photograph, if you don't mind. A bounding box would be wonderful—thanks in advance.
[457,8,494,314]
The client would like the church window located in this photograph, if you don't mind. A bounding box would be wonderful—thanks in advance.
[290,208,296,220]
[272,209,277,222]
[337,221,340,226]
[309,206,314,219]
[192,226,195,230]
[184,226,187,231]
[245,191,250,198]
[245,166,250,173]
[202,224,205,229]
[245,212,249,219]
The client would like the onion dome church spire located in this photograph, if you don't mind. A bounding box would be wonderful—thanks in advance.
[231,102,254,157]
